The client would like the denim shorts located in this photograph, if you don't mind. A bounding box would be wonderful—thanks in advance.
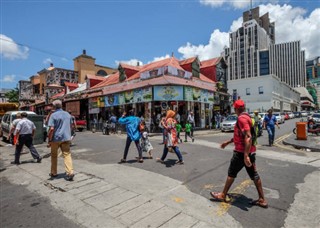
[228,151,260,180]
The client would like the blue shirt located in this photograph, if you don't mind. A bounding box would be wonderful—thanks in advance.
[264,114,277,128]
[48,109,72,142]
[118,116,141,141]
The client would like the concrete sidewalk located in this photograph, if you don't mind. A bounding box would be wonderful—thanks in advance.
[0,144,240,228]
[283,133,320,152]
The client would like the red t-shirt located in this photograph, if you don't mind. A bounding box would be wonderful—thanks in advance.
[233,113,256,153]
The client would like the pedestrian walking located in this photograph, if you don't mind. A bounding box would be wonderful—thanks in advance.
[11,112,42,165]
[118,110,143,163]
[7,112,22,145]
[68,111,77,142]
[176,121,183,143]
[187,111,195,136]
[159,113,166,144]
[263,109,280,146]
[156,110,184,165]
[109,113,117,134]
[210,99,268,208]
[184,120,194,142]
[139,121,153,159]
[47,100,75,181]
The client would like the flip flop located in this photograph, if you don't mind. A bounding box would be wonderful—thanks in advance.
[250,199,268,208]
[210,192,227,202]
[156,158,164,164]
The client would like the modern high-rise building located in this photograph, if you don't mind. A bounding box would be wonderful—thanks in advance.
[224,7,303,112]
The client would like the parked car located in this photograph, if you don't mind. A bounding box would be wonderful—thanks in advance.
[1,111,37,143]
[75,117,87,132]
[288,112,295,119]
[220,115,238,132]
[283,113,289,120]
[293,112,301,118]
[273,112,285,124]
[301,112,308,117]
[311,113,320,123]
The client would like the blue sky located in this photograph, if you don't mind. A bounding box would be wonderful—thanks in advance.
[1,0,319,89]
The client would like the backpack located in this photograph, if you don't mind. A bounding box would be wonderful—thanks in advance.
[236,113,257,146]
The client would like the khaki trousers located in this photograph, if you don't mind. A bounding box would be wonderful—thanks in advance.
[51,141,73,175]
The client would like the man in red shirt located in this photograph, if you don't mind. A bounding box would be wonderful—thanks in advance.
[210,99,268,208]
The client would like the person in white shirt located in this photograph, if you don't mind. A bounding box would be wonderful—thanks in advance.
[187,111,195,137]
[12,112,42,165]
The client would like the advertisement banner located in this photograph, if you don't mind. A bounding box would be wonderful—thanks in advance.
[133,87,152,103]
[184,86,193,101]
[184,86,214,103]
[89,97,98,109]
[104,94,119,107]
[154,85,183,101]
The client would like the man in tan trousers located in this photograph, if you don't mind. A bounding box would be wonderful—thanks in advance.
[47,99,75,181]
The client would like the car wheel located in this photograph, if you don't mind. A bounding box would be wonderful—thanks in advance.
[78,128,83,132]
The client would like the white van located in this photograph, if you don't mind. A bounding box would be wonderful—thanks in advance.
[1,111,37,143]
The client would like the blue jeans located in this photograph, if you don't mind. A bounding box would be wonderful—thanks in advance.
[123,136,142,160]
[266,126,275,145]
[160,146,183,162]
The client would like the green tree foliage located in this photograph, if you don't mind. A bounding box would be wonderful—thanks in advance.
[5,87,19,102]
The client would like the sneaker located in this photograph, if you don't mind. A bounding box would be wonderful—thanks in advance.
[175,160,184,165]
[65,173,74,181]
[37,157,42,163]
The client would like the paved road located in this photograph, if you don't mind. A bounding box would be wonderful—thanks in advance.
[1,118,319,227]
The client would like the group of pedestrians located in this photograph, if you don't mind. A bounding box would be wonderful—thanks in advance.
[9,98,277,209]
[118,109,184,165]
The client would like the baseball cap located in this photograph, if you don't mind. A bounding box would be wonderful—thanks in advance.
[233,99,245,109]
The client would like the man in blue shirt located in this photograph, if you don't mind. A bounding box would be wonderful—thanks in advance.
[48,100,75,181]
[118,110,143,163]
[263,109,280,146]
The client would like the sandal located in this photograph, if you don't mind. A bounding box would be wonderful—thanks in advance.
[250,199,268,208]
[138,159,144,163]
[156,158,164,164]
[120,159,126,163]
[175,160,184,165]
[210,192,227,202]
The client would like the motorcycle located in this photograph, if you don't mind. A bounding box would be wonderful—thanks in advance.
[293,118,320,136]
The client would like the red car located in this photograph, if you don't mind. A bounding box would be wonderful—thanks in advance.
[284,113,289,120]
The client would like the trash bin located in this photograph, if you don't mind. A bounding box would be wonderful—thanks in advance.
[296,122,307,140]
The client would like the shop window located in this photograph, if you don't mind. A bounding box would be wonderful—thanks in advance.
[259,86,264,94]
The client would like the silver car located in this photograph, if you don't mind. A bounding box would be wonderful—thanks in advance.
[273,112,285,124]
[221,115,238,132]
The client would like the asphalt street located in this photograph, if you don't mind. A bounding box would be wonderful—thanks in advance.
[1,118,320,227]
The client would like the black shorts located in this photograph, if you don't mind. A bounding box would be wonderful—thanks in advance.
[228,151,260,180]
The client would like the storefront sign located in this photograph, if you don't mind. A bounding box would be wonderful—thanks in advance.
[89,108,100,114]
[105,94,119,107]
[184,86,214,103]
[133,87,152,103]
[65,101,80,116]
[89,97,98,109]
[154,85,183,101]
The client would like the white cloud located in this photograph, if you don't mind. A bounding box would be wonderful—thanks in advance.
[178,29,229,60]
[199,0,280,9]
[43,58,53,65]
[147,54,171,64]
[115,59,143,67]
[0,34,29,60]
[179,3,320,60]
[1,75,16,82]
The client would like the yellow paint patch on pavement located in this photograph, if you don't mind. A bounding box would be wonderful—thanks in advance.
[203,184,214,189]
[216,179,252,216]
[173,197,184,203]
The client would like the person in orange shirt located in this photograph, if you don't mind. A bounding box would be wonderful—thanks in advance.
[156,110,184,165]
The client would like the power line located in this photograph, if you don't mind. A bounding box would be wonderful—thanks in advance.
[0,37,72,60]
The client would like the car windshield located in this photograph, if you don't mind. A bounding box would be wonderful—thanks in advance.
[226,115,237,121]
